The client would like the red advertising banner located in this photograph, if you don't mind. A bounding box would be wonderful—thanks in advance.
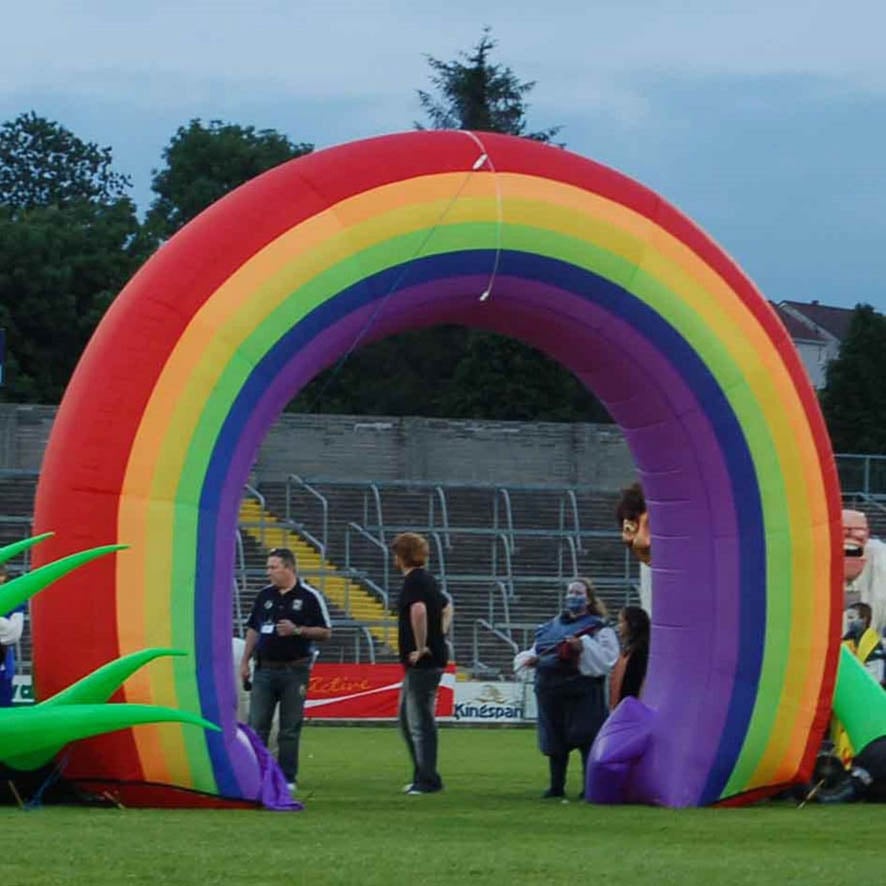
[304,664,456,719]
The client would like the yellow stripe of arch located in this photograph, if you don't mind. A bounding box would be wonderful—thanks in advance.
[118,170,828,784]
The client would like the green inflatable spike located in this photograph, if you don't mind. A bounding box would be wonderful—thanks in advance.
[41,648,187,707]
[0,704,220,770]
[0,532,54,566]
[832,644,886,754]
[0,543,128,614]
[6,649,200,769]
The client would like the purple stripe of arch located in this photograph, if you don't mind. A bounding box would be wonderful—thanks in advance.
[196,270,746,805]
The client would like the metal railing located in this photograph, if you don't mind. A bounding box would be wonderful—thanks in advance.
[472,617,519,676]
[493,486,516,553]
[428,531,449,597]
[488,579,513,628]
[241,483,268,543]
[559,489,582,553]
[836,454,886,498]
[364,484,384,545]
[429,485,452,549]
[849,494,886,519]
[344,521,390,608]
[321,620,377,664]
[0,516,35,558]
[556,535,579,585]
[233,528,246,637]
[490,531,514,596]
[354,521,630,610]
[509,621,542,653]
[243,482,326,573]
[286,474,329,554]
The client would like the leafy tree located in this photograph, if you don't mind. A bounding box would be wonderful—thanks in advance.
[820,305,886,453]
[417,27,561,142]
[0,199,140,402]
[145,119,313,239]
[292,327,608,423]
[440,333,610,422]
[292,327,469,417]
[0,112,131,211]
[0,113,141,402]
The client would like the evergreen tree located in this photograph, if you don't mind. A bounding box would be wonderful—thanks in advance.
[416,27,561,142]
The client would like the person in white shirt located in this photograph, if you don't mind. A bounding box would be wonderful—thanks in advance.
[843,509,886,636]
[0,565,24,707]
[514,578,619,799]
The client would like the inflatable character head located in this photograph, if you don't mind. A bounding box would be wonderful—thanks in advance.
[616,483,651,565]
[842,509,870,582]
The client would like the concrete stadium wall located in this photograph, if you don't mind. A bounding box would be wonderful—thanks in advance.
[0,404,57,472]
[0,404,636,490]
[258,414,635,489]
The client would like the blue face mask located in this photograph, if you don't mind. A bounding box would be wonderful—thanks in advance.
[565,596,587,615]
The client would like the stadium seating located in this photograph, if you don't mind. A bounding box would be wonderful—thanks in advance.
[250,478,639,677]
[6,463,886,679]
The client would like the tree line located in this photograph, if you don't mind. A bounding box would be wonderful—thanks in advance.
[0,30,882,449]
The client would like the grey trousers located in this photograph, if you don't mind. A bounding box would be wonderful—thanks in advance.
[249,662,310,782]
[398,666,444,790]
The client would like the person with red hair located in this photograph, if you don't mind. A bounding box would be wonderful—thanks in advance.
[392,532,452,796]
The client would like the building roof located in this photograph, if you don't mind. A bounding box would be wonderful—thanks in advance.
[778,300,855,341]
[770,302,829,343]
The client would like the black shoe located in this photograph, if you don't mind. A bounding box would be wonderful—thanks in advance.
[576,789,586,801]
[542,788,565,799]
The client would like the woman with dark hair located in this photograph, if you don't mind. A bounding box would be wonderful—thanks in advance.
[608,605,650,710]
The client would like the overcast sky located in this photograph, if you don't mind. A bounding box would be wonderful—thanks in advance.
[2,1,884,312]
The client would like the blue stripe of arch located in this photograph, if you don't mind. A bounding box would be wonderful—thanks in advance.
[196,250,764,803]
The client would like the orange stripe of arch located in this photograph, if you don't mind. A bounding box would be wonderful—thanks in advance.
[118,170,829,781]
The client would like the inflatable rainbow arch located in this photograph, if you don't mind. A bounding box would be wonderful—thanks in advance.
[32,131,842,807]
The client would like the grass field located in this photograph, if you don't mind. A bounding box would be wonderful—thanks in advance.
[1,724,883,885]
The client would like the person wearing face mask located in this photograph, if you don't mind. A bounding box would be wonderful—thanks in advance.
[825,603,886,778]
[815,620,886,805]
[514,578,619,799]
[844,603,886,687]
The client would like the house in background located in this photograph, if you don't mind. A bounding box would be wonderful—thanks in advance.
[772,300,856,389]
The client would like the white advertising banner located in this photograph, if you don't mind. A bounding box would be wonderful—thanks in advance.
[11,674,34,705]
[449,680,536,723]
[9,674,541,722]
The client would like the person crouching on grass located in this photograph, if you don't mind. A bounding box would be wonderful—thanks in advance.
[393,532,452,796]
[514,578,619,799]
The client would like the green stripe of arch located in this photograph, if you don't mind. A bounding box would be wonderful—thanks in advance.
[622,264,793,796]
[168,217,797,790]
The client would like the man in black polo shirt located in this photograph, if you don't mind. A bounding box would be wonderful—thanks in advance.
[393,532,452,795]
[239,547,331,790]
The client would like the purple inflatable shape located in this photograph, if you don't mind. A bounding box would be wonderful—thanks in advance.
[585,697,655,803]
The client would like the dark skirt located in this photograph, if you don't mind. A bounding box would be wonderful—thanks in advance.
[535,672,607,757]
